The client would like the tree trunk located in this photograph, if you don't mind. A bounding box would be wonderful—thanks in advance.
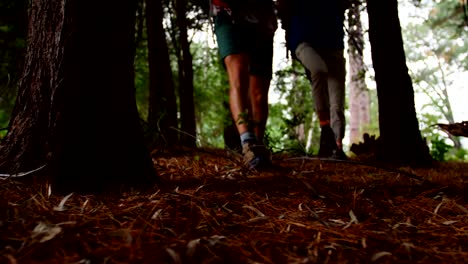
[146,0,179,149]
[0,0,157,193]
[347,1,370,145]
[366,0,431,165]
[175,0,197,147]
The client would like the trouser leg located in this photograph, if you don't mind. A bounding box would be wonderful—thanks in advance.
[295,43,347,154]
[295,43,330,124]
[326,50,346,144]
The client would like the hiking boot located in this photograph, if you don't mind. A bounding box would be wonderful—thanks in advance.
[318,126,338,158]
[331,149,348,160]
[242,142,272,170]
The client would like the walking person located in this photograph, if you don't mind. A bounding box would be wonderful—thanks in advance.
[277,0,349,159]
[210,0,278,169]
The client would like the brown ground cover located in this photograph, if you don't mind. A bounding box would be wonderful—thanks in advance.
[0,148,467,263]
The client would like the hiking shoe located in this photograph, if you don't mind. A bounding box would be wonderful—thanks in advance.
[318,126,338,158]
[331,149,348,160]
[242,142,272,170]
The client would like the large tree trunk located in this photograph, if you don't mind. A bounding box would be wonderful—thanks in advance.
[175,0,197,147]
[347,0,370,145]
[366,0,431,165]
[0,0,157,193]
[146,0,179,149]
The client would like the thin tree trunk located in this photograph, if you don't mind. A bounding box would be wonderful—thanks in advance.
[0,0,157,193]
[146,0,179,148]
[366,0,431,165]
[347,1,370,145]
[175,0,197,147]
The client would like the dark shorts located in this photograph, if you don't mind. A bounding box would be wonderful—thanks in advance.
[214,12,275,79]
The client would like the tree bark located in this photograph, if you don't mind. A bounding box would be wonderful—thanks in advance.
[366,0,431,165]
[0,0,157,193]
[347,1,370,145]
[175,0,197,147]
[146,0,179,148]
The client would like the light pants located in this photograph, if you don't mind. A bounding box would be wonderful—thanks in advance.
[294,42,346,141]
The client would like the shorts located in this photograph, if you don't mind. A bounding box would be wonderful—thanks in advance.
[213,11,275,79]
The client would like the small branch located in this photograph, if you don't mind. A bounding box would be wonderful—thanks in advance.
[0,164,47,179]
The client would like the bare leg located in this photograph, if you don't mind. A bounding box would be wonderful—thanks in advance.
[225,54,273,168]
[224,53,251,136]
[249,75,270,144]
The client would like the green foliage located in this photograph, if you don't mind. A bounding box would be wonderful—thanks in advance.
[403,0,467,161]
[191,40,229,148]
[235,111,249,126]
[268,60,318,155]
[430,134,451,161]
[427,0,467,41]
[134,39,150,121]
[418,112,466,161]
[0,0,27,133]
[368,89,380,137]
[428,132,466,161]
[264,104,287,151]
[453,147,467,161]
[266,103,314,155]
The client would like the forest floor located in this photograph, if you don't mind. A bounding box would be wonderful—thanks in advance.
[0,148,467,264]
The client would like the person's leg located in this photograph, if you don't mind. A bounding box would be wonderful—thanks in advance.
[214,12,258,148]
[295,43,338,157]
[241,27,275,169]
[249,29,274,144]
[224,53,252,137]
[249,75,270,144]
[325,49,346,151]
[295,43,330,125]
[243,74,272,169]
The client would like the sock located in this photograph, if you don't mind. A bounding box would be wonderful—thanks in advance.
[319,120,330,127]
[320,122,331,128]
[240,131,257,145]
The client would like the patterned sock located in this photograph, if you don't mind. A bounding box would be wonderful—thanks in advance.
[240,131,257,146]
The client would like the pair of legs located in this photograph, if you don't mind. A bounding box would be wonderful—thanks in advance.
[214,9,275,168]
[224,53,271,144]
[295,42,346,150]
[213,10,275,147]
[225,55,272,168]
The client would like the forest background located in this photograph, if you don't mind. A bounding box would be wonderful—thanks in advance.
[0,1,467,262]
[0,0,466,162]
